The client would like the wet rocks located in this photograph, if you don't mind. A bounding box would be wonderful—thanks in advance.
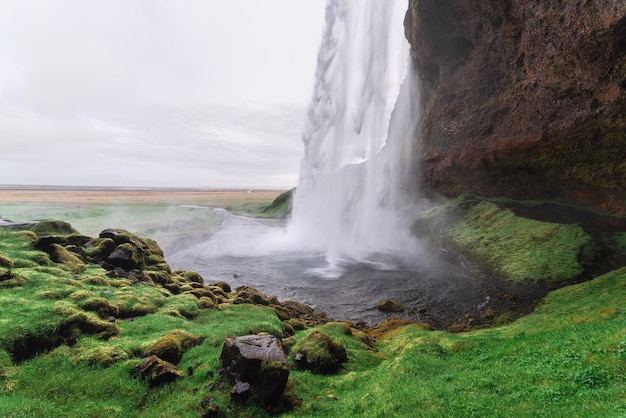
[220,334,289,406]
[377,299,404,312]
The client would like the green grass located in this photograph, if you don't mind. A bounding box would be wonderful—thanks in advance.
[1,217,625,416]
[446,200,595,282]
[233,189,293,219]
[281,269,626,417]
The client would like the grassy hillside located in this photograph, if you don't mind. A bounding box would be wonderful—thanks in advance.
[1,206,625,416]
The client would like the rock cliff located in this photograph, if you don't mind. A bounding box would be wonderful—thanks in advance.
[405,0,626,213]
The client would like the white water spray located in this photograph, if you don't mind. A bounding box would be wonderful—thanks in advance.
[289,0,420,269]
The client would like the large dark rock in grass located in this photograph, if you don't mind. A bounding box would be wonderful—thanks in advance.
[220,334,289,406]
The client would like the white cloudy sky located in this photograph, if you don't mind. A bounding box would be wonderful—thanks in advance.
[0,0,326,188]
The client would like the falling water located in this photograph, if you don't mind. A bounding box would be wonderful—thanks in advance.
[168,0,486,325]
[289,0,421,270]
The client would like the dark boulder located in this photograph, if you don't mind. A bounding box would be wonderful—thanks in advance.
[106,243,144,270]
[377,299,404,312]
[220,334,289,406]
[211,281,232,293]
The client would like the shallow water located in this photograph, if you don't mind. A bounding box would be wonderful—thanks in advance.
[166,209,487,326]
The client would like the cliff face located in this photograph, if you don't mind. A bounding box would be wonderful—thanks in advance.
[405,0,626,213]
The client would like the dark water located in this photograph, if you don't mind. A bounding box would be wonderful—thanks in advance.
[166,209,487,326]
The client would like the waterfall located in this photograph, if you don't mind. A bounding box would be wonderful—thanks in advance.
[289,0,420,272]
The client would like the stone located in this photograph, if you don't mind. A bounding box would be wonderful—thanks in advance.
[138,355,184,386]
[107,243,144,270]
[212,281,232,292]
[233,285,269,306]
[377,299,404,313]
[220,334,289,406]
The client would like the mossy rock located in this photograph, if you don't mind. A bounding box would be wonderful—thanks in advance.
[107,243,144,270]
[49,244,87,274]
[0,252,13,269]
[189,287,217,302]
[234,286,269,306]
[79,297,119,318]
[144,270,172,285]
[0,273,27,288]
[84,238,116,260]
[198,296,216,309]
[377,299,404,312]
[291,330,347,374]
[181,270,204,284]
[145,330,202,364]
[28,220,78,237]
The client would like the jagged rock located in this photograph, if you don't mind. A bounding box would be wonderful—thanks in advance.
[33,235,65,250]
[377,299,404,312]
[405,0,626,213]
[220,334,289,406]
[291,330,347,374]
[139,355,184,386]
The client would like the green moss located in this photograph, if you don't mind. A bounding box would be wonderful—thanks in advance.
[49,244,86,274]
[27,220,78,237]
[144,330,202,364]
[290,329,348,374]
[0,252,13,269]
[447,201,594,282]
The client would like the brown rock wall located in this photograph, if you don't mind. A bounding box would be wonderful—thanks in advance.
[405,0,626,213]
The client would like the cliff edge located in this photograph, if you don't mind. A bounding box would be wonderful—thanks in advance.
[405,0,626,213]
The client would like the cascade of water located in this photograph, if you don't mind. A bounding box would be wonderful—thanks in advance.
[289,0,420,269]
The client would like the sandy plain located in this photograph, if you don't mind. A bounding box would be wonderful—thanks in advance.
[0,188,285,206]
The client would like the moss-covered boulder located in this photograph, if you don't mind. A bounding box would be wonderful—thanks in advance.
[106,242,144,271]
[145,330,202,364]
[377,299,404,312]
[138,355,184,386]
[291,330,347,374]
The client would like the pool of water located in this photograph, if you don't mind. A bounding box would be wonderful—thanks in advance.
[166,209,487,326]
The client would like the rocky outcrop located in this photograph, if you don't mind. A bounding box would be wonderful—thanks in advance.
[405,0,626,213]
[220,334,289,407]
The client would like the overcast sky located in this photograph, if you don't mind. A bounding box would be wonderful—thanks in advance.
[0,0,326,188]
